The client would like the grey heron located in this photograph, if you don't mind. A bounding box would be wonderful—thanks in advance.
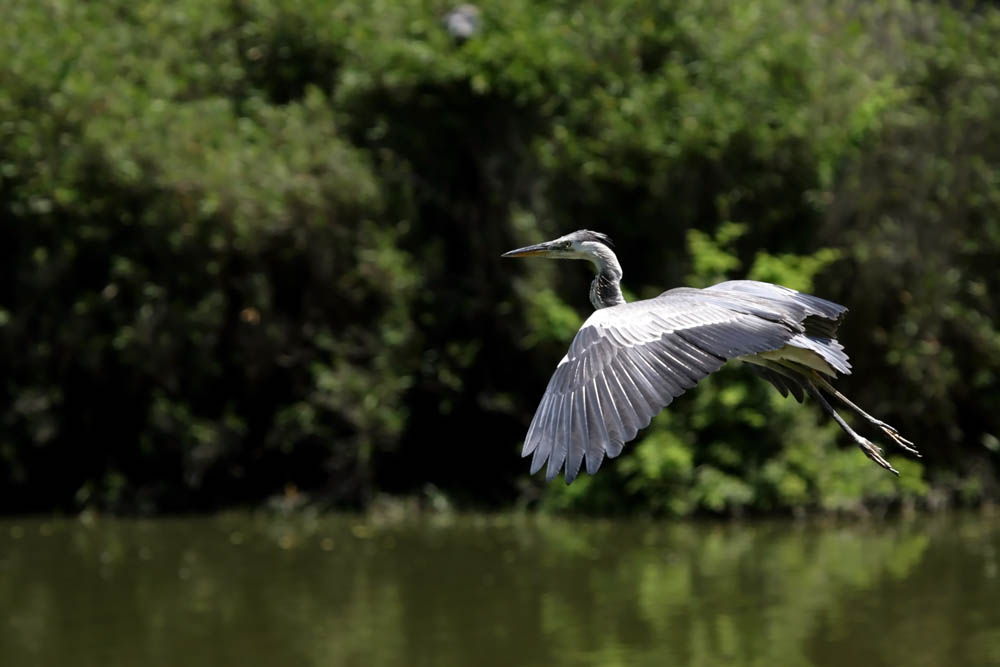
[502,230,919,483]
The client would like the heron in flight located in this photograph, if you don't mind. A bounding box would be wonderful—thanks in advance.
[502,230,919,483]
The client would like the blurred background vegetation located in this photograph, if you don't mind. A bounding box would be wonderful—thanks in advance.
[2,0,999,516]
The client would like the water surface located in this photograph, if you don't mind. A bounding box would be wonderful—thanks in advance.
[1,513,998,666]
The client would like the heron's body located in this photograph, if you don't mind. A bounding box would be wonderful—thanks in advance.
[503,230,918,483]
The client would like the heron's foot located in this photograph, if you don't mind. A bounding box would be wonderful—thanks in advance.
[871,419,921,457]
[857,437,899,475]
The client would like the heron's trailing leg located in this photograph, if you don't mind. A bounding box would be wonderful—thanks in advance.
[805,383,899,475]
[812,376,920,457]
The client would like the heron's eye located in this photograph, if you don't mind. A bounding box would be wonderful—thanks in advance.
[561,242,572,250]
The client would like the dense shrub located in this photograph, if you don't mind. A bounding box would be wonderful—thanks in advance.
[1,0,998,514]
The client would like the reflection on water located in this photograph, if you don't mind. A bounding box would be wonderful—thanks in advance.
[1,513,999,667]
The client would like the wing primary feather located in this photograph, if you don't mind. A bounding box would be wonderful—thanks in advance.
[545,395,569,481]
[529,389,561,474]
[546,393,574,480]
[609,355,654,433]
[536,394,563,476]
[674,336,726,374]
[628,347,678,403]
[675,329,729,363]
[649,345,697,389]
[681,325,748,358]
[522,390,552,456]
[595,373,626,443]
[528,381,562,458]
[658,338,713,383]
[529,436,548,474]
[642,345,690,396]
[522,410,542,457]
[584,380,608,475]
[604,364,641,438]
[552,362,574,393]
[616,350,665,407]
[606,438,625,458]
[565,392,587,483]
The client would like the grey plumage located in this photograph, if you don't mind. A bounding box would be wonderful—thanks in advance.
[523,283,842,481]
[444,4,481,40]
[503,230,919,483]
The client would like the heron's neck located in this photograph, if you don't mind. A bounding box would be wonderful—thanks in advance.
[587,247,625,310]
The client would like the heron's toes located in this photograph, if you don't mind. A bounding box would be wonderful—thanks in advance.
[885,430,921,457]
[873,419,921,456]
[857,437,899,475]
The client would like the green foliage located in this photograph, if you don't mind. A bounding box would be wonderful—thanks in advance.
[686,223,748,288]
[0,0,998,514]
[0,1,421,511]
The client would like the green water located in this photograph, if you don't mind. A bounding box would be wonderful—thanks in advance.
[1,513,998,666]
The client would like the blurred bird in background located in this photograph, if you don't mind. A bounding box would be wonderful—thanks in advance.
[444,4,481,41]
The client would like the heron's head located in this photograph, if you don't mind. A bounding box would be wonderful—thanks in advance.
[501,230,615,265]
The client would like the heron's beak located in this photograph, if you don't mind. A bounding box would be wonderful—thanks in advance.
[501,241,559,258]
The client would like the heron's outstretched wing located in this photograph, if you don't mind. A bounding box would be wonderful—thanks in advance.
[704,280,847,338]
[522,289,803,483]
